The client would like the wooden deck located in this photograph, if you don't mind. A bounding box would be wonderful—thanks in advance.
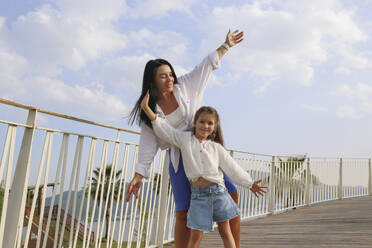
[200,196,372,248]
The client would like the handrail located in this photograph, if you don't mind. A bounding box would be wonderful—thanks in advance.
[1,97,371,248]
[0,98,140,135]
[2,98,368,159]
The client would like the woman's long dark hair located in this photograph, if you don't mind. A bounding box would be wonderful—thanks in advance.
[128,59,179,128]
[193,106,225,147]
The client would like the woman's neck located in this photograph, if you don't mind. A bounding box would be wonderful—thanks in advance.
[157,91,179,115]
[157,91,173,101]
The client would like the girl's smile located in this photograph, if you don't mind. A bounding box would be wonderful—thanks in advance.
[194,112,216,142]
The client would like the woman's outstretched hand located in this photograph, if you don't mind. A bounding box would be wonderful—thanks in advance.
[225,29,244,48]
[250,179,268,197]
[217,29,244,59]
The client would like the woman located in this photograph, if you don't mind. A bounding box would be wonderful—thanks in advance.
[126,30,244,248]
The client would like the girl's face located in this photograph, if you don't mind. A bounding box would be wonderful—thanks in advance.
[154,65,174,94]
[194,112,216,142]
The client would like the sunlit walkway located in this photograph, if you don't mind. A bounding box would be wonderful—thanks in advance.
[200,196,372,248]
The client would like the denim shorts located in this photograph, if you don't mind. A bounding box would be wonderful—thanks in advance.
[169,151,237,211]
[187,183,240,232]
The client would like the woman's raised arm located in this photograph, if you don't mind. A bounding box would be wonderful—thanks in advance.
[216,29,244,59]
[177,29,244,114]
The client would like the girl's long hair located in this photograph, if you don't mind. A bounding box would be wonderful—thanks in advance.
[128,58,179,128]
[193,106,225,147]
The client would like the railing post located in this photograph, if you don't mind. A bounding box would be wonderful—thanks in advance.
[368,158,371,196]
[268,156,276,214]
[155,151,170,247]
[3,109,37,248]
[304,158,311,206]
[338,158,343,200]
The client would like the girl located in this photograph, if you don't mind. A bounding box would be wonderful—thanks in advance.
[126,30,244,247]
[140,92,267,248]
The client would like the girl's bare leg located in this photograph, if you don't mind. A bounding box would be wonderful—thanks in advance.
[175,210,190,248]
[229,191,240,248]
[187,229,203,248]
[218,220,236,248]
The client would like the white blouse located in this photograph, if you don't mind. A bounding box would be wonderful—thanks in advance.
[151,117,254,188]
[135,51,221,178]
[165,107,183,127]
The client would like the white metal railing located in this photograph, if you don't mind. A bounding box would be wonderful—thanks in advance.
[0,98,371,248]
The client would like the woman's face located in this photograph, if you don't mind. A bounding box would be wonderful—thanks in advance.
[154,65,174,94]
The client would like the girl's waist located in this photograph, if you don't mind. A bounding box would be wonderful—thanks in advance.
[190,177,214,187]
[190,181,226,194]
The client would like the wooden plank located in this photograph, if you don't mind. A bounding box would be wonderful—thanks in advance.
[200,196,372,248]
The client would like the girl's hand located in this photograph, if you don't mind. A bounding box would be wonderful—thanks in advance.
[140,91,157,121]
[140,91,150,111]
[225,29,244,48]
[250,179,268,198]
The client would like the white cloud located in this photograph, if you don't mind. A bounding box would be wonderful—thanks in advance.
[335,66,352,75]
[335,82,372,118]
[23,77,127,121]
[92,28,189,90]
[127,0,197,18]
[55,0,126,21]
[4,2,127,76]
[337,105,360,119]
[0,41,28,98]
[303,104,328,112]
[336,82,372,101]
[99,53,154,90]
[127,29,188,62]
[199,0,369,91]
[335,45,372,72]
[0,1,129,121]
[361,101,372,113]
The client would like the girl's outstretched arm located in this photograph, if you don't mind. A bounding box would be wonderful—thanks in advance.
[218,144,267,197]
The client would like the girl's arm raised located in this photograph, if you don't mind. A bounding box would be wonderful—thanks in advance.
[140,92,186,148]
[140,91,157,121]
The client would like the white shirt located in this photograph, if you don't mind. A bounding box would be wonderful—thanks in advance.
[151,117,254,188]
[135,51,221,178]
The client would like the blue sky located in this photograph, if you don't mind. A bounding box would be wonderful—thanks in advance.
[1,0,372,158]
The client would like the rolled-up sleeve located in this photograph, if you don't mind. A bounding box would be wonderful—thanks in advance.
[135,123,159,178]
[178,50,221,106]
